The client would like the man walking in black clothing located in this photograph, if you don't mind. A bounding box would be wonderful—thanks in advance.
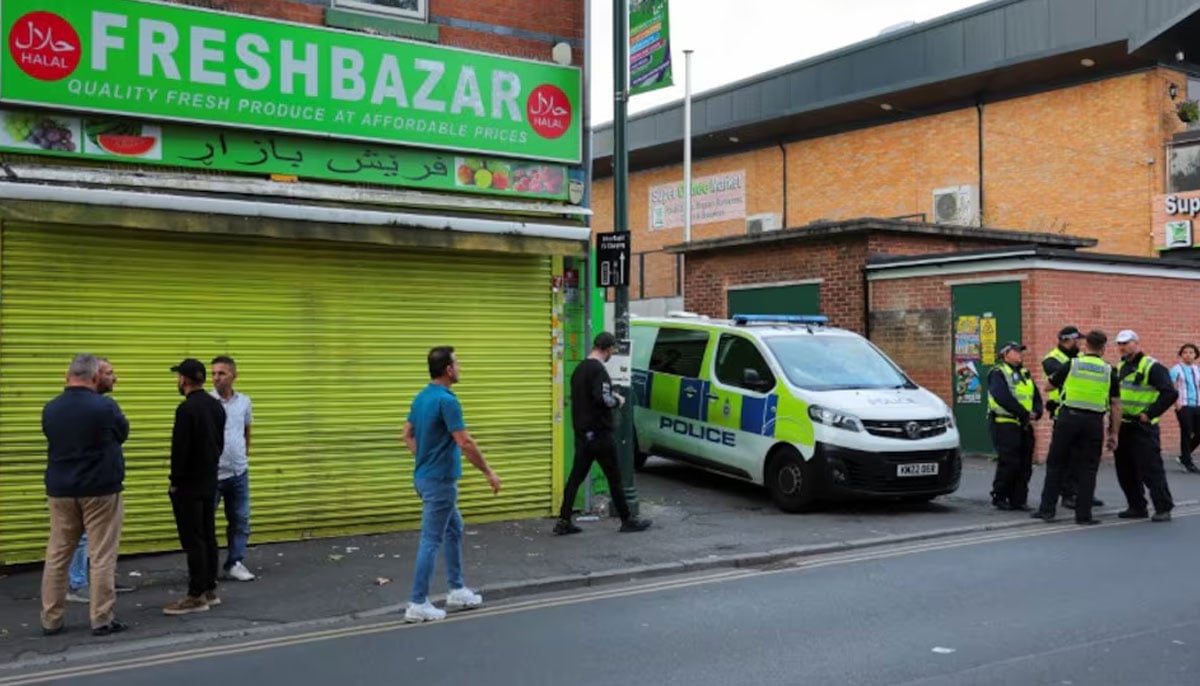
[1113,330,1178,522]
[555,332,652,535]
[164,358,227,615]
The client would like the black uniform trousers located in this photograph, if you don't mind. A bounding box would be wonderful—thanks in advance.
[1048,406,1082,499]
[1115,421,1174,515]
[1038,408,1103,522]
[170,489,219,598]
[989,419,1034,506]
[559,430,632,521]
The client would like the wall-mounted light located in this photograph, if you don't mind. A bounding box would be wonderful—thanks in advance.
[728,136,740,143]
[1178,50,1187,63]
[1170,82,1180,100]
[1080,58,1096,67]
[880,103,894,111]
[551,42,572,66]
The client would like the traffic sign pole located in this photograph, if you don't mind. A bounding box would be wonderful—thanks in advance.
[612,0,639,517]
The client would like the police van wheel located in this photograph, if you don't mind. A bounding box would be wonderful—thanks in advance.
[634,450,649,471]
[766,447,817,513]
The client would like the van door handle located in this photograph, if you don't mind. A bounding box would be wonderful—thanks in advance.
[706,394,720,401]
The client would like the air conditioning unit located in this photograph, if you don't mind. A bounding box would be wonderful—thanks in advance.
[932,185,979,226]
[746,213,782,234]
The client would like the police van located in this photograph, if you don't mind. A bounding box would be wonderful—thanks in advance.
[630,313,961,511]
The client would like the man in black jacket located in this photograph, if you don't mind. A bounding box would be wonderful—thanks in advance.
[554,332,651,535]
[987,342,1044,510]
[163,358,227,616]
[40,353,129,637]
[1113,330,1179,522]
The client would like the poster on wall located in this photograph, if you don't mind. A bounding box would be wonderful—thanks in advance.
[954,315,983,405]
[980,316,997,366]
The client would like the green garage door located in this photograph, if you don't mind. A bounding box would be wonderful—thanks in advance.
[726,283,820,318]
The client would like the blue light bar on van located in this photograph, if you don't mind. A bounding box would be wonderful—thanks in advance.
[732,314,829,326]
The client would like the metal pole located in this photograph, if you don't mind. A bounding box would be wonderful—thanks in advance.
[612,0,638,516]
[681,49,693,305]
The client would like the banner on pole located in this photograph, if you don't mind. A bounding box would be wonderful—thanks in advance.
[630,0,673,96]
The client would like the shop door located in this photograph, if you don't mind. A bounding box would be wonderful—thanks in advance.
[726,283,820,317]
[950,281,1022,456]
[0,222,554,564]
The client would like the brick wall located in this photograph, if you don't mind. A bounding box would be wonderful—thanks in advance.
[173,1,584,63]
[683,233,1009,333]
[593,68,1190,300]
[871,265,1200,460]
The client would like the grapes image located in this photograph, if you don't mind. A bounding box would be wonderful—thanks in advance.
[2,112,76,152]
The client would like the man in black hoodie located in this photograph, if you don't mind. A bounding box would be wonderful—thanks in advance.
[40,353,129,637]
[163,358,226,616]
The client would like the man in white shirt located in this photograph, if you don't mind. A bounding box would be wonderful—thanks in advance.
[211,356,256,582]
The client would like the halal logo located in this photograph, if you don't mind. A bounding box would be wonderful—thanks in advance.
[8,11,80,82]
[527,84,572,140]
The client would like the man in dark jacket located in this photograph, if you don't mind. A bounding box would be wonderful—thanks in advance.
[40,353,129,637]
[163,358,227,616]
[987,342,1044,510]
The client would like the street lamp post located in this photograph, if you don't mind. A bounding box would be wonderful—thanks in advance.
[612,0,638,516]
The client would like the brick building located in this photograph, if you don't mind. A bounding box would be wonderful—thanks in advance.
[592,0,1200,308]
[0,0,590,564]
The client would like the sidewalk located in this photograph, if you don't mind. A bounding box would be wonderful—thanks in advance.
[3,455,1199,666]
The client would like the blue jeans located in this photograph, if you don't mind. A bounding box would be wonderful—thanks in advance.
[215,470,251,569]
[410,478,465,604]
[69,533,88,591]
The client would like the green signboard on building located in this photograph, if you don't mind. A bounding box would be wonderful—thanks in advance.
[0,0,583,163]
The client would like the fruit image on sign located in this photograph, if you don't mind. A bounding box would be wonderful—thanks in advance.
[454,157,567,197]
[1,110,78,151]
[83,118,162,160]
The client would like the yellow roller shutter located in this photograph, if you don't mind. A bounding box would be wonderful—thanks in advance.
[0,221,554,564]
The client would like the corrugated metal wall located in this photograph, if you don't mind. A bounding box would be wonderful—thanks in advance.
[0,222,555,564]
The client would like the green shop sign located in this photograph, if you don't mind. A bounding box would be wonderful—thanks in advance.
[0,108,574,200]
[0,0,582,163]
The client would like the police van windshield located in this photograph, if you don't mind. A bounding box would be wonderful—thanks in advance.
[764,335,915,391]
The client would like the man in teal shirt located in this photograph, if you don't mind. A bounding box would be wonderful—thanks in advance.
[402,346,501,623]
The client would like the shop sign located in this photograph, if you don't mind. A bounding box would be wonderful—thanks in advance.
[0,107,571,200]
[648,170,746,230]
[0,0,582,163]
[1154,190,1200,249]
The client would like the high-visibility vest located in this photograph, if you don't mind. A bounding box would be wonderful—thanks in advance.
[1062,355,1112,413]
[1120,355,1161,423]
[1043,347,1071,411]
[988,362,1034,424]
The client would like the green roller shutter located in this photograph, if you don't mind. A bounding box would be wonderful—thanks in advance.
[0,222,554,564]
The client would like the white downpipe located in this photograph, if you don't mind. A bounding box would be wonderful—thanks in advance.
[681,48,694,304]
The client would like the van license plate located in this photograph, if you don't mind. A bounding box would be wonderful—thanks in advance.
[898,462,938,477]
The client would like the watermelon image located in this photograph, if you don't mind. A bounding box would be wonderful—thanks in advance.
[96,134,157,157]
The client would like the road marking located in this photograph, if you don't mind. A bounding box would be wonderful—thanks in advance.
[6,506,1199,685]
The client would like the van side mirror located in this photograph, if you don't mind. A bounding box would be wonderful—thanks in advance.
[743,368,771,392]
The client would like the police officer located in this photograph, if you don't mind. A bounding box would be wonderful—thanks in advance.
[1113,330,1178,522]
[1041,325,1104,510]
[1033,329,1120,525]
[987,341,1043,510]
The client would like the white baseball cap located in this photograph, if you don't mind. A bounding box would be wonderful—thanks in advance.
[1115,329,1139,343]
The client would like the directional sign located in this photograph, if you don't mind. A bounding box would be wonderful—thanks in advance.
[596,232,631,288]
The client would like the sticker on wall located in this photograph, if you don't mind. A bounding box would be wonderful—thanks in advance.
[955,359,982,404]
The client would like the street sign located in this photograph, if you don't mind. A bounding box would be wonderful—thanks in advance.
[596,232,631,288]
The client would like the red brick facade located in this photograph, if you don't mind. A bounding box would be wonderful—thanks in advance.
[682,231,1012,332]
[870,264,1200,459]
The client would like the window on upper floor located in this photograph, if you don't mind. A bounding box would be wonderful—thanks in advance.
[1169,141,1200,193]
[332,0,427,22]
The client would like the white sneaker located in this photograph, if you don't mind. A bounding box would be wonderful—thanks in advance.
[404,601,446,623]
[445,587,483,611]
[66,590,89,604]
[226,561,257,582]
